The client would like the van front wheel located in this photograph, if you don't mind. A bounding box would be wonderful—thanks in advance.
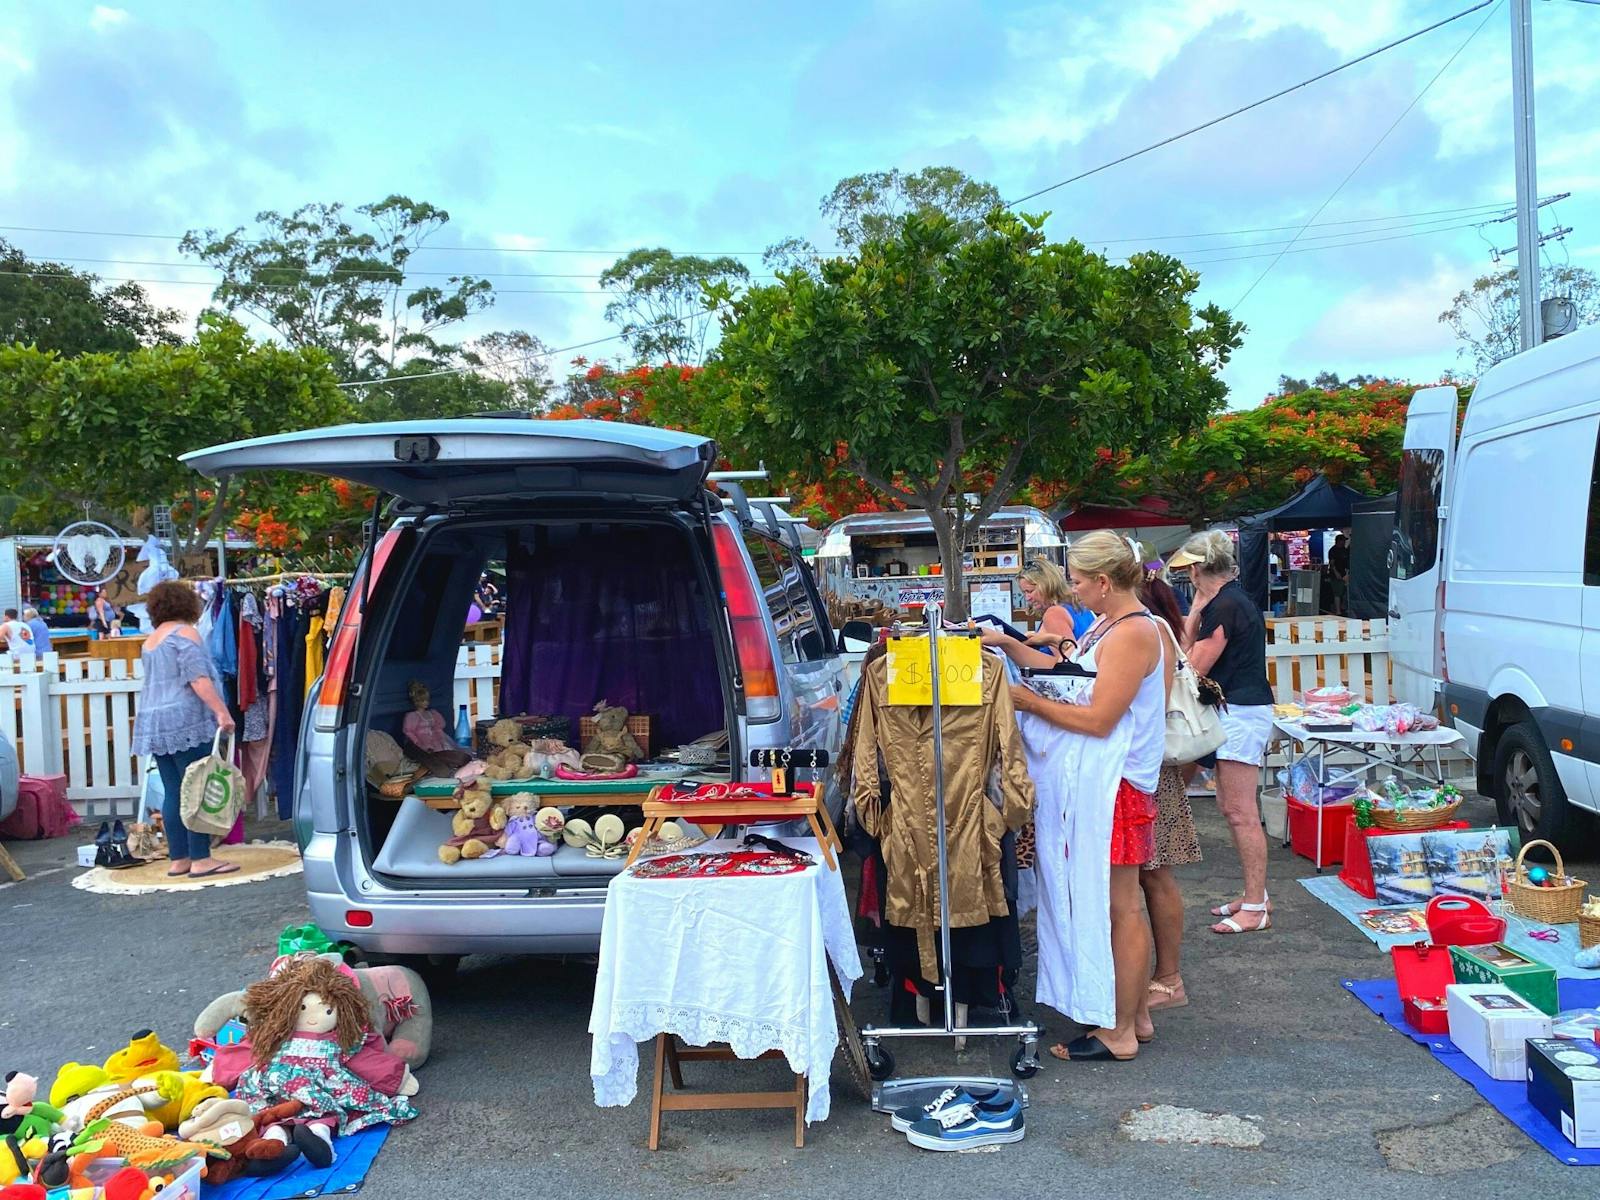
[1494,722,1578,847]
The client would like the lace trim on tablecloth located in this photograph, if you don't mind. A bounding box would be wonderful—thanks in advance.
[591,1001,838,1123]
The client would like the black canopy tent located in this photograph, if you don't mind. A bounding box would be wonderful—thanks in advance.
[1237,476,1369,612]
[1347,492,1396,619]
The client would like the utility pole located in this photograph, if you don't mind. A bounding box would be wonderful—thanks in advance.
[1510,0,1541,353]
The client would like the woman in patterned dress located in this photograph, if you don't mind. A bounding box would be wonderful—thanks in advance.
[1137,567,1201,1031]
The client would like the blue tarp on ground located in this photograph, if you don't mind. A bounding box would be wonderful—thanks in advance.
[206,1126,390,1200]
[1345,977,1600,1166]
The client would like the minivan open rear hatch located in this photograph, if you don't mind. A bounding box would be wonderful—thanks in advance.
[181,418,718,507]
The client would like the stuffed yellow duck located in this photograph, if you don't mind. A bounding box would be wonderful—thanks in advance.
[102,1031,226,1130]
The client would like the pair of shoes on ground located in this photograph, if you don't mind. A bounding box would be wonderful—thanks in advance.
[891,1086,1024,1151]
[93,820,141,870]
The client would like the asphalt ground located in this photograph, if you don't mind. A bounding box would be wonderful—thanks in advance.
[5,793,1598,1200]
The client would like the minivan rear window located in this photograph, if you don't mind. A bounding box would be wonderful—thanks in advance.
[1393,447,1444,580]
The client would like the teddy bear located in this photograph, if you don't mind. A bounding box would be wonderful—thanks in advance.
[482,745,534,782]
[177,1098,304,1184]
[586,701,644,762]
[438,781,507,863]
[497,793,553,857]
[193,962,432,1070]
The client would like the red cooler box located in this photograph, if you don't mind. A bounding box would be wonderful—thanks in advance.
[1390,941,1456,1034]
[1287,797,1353,868]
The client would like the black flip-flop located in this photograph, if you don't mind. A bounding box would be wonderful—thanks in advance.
[1048,1035,1136,1063]
[167,866,192,878]
[187,863,241,879]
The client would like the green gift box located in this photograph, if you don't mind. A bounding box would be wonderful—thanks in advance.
[1449,942,1559,1015]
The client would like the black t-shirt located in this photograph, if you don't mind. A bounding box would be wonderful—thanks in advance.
[1196,581,1273,707]
[1329,543,1350,577]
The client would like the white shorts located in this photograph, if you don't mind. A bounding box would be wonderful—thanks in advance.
[1216,704,1273,767]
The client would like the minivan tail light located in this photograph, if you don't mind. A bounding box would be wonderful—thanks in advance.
[315,529,402,732]
[712,523,781,720]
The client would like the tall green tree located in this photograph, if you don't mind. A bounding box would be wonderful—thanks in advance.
[462,329,555,408]
[708,210,1242,618]
[1,238,183,355]
[821,166,1003,249]
[180,195,494,381]
[0,316,349,553]
[1440,265,1600,374]
[599,248,750,363]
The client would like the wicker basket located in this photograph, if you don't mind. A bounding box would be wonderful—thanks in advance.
[1506,839,1587,924]
[1580,896,1600,949]
[1370,797,1462,831]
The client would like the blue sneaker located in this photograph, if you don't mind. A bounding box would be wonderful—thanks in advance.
[890,1086,969,1133]
[905,1095,1025,1151]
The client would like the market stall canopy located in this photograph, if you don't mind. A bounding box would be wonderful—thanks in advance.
[1056,498,1193,556]
[1237,475,1369,611]
[1348,492,1396,621]
[181,419,718,508]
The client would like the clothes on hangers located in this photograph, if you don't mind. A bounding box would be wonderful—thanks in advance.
[851,652,1034,984]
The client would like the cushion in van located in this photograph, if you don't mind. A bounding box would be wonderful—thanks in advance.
[372,797,628,880]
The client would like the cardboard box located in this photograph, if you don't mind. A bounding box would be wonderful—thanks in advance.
[1446,984,1553,1080]
[76,844,97,868]
[1449,942,1559,1015]
[1390,941,1456,1034]
[1526,1038,1600,1148]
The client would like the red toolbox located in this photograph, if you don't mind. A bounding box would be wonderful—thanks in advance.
[1391,941,1457,1034]
[1339,820,1471,898]
[1287,797,1354,868]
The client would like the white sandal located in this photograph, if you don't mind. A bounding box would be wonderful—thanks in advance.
[1213,900,1271,935]
[1211,892,1272,918]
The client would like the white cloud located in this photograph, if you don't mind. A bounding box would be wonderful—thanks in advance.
[89,6,130,32]
[1287,261,1469,363]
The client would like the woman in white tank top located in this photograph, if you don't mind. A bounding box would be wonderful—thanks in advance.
[1009,533,1172,1063]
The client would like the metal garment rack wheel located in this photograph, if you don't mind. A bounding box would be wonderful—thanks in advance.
[860,601,1040,1102]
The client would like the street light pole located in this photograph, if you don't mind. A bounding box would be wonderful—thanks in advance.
[1510,0,1541,353]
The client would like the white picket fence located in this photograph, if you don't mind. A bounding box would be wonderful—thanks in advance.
[0,622,1462,819]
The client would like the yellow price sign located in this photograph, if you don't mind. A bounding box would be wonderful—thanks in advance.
[886,635,984,707]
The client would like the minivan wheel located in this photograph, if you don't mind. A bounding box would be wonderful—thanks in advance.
[1493,722,1578,848]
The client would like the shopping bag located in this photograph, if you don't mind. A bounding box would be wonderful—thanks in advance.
[179,731,245,837]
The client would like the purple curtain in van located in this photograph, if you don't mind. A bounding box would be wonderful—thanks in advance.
[499,526,724,751]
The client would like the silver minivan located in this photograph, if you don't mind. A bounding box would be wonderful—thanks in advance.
[184,419,845,961]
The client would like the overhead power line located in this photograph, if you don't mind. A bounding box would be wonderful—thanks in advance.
[1232,0,1502,309]
[1006,0,1496,207]
[0,270,605,296]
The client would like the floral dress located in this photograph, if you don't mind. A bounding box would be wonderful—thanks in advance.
[236,1033,417,1135]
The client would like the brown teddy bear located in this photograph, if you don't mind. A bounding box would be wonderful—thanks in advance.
[438,782,507,863]
[587,701,644,762]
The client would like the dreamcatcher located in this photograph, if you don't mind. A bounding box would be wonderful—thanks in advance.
[50,509,125,586]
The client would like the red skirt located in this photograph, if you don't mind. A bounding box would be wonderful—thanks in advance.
[1109,778,1157,867]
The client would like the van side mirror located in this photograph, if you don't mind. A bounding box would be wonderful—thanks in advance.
[840,619,876,652]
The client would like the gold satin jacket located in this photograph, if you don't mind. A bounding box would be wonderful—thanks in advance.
[851,651,1035,982]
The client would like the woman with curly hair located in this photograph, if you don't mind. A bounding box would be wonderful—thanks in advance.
[131,580,237,878]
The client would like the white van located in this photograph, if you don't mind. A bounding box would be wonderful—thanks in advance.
[1389,324,1600,847]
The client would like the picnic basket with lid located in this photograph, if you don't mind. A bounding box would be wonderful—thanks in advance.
[1506,839,1586,924]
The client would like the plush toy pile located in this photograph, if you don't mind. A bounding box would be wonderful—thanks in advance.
[1,953,432,1197]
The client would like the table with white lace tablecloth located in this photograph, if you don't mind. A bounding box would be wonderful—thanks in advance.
[588,838,862,1125]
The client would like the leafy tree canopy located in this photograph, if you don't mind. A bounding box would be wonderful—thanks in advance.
[1440,264,1600,374]
[1,238,183,355]
[599,248,750,364]
[705,208,1241,617]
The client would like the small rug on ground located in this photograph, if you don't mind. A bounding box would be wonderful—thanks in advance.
[1300,873,1597,979]
[1346,977,1600,1166]
[206,1126,390,1200]
[72,840,302,895]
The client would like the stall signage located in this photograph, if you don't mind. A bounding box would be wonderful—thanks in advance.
[886,635,983,707]
[968,582,1013,624]
[895,585,945,609]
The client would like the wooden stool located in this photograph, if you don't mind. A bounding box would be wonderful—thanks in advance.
[647,1034,807,1150]
[626,789,843,870]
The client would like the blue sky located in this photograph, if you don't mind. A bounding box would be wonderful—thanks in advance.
[1,0,1597,405]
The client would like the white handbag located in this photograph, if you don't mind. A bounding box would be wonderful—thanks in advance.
[179,730,246,837]
[1153,617,1227,767]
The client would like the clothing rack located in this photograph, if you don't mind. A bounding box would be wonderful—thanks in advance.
[862,601,1041,1115]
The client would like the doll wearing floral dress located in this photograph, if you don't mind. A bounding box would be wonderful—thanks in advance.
[234,958,417,1167]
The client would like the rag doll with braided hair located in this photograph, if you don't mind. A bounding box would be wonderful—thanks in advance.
[234,958,417,1167]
